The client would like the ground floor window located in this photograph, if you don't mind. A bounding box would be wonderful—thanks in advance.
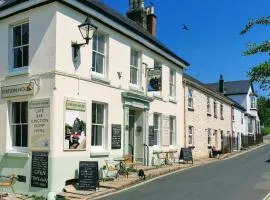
[91,103,106,147]
[11,101,28,148]
[188,126,194,146]
[169,116,176,145]
[153,113,161,145]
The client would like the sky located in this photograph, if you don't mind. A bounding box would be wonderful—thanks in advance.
[102,0,269,96]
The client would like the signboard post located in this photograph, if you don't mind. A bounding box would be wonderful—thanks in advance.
[111,124,121,149]
[31,152,48,188]
[29,98,50,151]
[79,161,98,191]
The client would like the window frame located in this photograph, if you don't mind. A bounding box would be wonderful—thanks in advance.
[169,69,176,98]
[188,126,194,146]
[129,48,141,87]
[153,113,162,146]
[8,100,29,153]
[92,32,108,77]
[9,21,29,76]
[213,100,217,118]
[91,102,107,150]
[250,96,257,109]
[188,88,193,109]
[207,97,211,114]
[220,104,224,120]
[169,116,176,145]
[207,128,211,146]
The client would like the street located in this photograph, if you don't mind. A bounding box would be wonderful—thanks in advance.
[102,144,270,200]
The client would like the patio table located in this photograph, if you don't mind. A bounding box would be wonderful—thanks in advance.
[113,157,129,178]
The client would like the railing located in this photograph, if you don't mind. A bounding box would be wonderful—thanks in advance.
[143,143,149,166]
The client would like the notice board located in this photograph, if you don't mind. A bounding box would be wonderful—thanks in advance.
[111,124,121,149]
[79,161,98,191]
[179,148,193,164]
[31,152,48,188]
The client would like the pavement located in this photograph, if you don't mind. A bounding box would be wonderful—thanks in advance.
[0,142,267,200]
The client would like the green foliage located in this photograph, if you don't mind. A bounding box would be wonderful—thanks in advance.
[258,96,270,127]
[262,127,270,135]
[30,195,47,200]
[240,16,270,93]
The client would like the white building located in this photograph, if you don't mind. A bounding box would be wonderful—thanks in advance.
[0,0,189,196]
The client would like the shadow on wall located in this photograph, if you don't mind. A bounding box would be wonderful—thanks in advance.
[0,156,28,173]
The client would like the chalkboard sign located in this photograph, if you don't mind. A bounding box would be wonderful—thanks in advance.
[31,152,48,188]
[179,148,193,164]
[111,124,121,149]
[79,161,98,191]
[148,126,155,146]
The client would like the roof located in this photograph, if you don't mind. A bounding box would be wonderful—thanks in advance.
[183,73,246,111]
[0,0,190,67]
[206,80,251,95]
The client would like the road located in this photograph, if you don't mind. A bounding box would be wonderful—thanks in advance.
[102,144,270,200]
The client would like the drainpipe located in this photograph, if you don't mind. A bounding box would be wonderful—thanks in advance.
[231,106,233,153]
[183,79,187,147]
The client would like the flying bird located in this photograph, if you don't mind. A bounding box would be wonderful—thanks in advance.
[182,24,189,31]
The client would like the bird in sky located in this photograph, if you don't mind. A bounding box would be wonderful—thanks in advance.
[182,24,189,31]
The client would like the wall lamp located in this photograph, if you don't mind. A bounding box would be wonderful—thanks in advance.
[26,78,40,91]
[72,16,97,58]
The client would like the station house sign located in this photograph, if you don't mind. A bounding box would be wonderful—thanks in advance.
[1,82,34,98]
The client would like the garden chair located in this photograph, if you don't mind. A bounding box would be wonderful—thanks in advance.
[123,154,141,170]
[103,160,119,181]
[156,152,166,166]
[0,174,16,199]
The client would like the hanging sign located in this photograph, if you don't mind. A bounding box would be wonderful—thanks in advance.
[1,83,34,98]
[29,98,50,151]
[64,100,87,150]
[147,68,162,91]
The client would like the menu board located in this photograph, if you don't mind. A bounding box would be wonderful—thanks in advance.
[148,126,155,146]
[111,124,121,149]
[31,152,48,188]
[79,161,98,191]
[179,148,193,164]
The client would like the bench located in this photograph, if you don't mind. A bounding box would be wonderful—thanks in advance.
[0,174,16,198]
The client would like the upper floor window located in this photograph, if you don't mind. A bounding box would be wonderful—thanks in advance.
[220,104,224,119]
[12,22,29,69]
[91,102,106,147]
[213,100,217,118]
[188,88,193,108]
[130,49,140,85]
[10,101,28,150]
[207,97,211,114]
[169,116,176,145]
[92,32,107,75]
[207,128,211,146]
[154,60,162,69]
[241,113,244,124]
[188,126,194,146]
[169,69,176,98]
[232,107,235,121]
[250,96,257,109]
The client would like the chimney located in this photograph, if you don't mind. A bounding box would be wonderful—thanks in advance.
[219,74,224,93]
[146,5,156,36]
[127,0,147,28]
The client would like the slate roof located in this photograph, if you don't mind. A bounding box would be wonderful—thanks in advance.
[206,80,251,95]
[0,0,189,67]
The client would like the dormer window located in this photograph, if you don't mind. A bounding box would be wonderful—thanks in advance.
[250,96,257,109]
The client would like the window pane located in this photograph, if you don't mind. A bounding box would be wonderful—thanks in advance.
[92,103,96,123]
[13,125,22,146]
[96,104,104,124]
[22,23,29,45]
[13,25,21,47]
[22,125,28,147]
[91,125,103,146]
[154,115,159,128]
[12,102,21,123]
[130,68,138,84]
[98,34,105,53]
[96,126,103,146]
[23,46,29,67]
[14,48,22,68]
[96,53,104,74]
[91,125,97,145]
[93,34,97,51]
[21,102,28,123]
[92,52,97,72]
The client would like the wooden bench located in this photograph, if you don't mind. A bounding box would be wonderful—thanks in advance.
[0,174,16,198]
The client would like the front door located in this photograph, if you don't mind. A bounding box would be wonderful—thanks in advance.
[128,114,135,161]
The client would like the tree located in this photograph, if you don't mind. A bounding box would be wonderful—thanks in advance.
[240,16,270,93]
[257,96,270,127]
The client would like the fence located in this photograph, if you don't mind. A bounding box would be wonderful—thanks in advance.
[241,134,263,148]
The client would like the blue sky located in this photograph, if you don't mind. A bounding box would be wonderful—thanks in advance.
[102,0,269,96]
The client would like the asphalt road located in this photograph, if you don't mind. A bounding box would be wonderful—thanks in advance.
[102,144,270,200]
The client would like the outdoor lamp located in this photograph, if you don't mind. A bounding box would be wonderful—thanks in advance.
[72,16,97,57]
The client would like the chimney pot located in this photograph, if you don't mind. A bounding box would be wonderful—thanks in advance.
[219,74,224,93]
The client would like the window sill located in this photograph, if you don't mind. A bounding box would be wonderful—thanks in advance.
[250,108,257,111]
[188,107,194,111]
[5,152,30,158]
[7,67,29,77]
[153,93,163,100]
[91,73,111,85]
[129,85,144,93]
[188,145,195,149]
[90,151,110,157]
[207,113,211,116]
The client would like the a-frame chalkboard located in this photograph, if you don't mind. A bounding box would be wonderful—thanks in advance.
[179,148,193,164]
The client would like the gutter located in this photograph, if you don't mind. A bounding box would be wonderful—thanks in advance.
[183,79,187,148]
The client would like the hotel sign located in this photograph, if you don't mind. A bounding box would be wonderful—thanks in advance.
[1,83,34,98]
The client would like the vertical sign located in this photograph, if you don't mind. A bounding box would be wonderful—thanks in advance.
[31,152,48,188]
[111,124,121,149]
[162,115,170,146]
[147,68,162,91]
[64,100,86,150]
[29,98,50,151]
[79,161,98,191]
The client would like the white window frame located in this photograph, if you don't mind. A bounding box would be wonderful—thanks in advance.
[153,113,161,146]
[214,100,217,118]
[92,32,108,77]
[188,126,194,146]
[188,88,193,108]
[130,49,141,87]
[91,102,107,150]
[169,116,176,145]
[9,21,29,76]
[207,97,211,114]
[169,69,176,98]
[8,100,29,153]
[220,104,224,119]
[207,128,211,146]
[250,96,257,109]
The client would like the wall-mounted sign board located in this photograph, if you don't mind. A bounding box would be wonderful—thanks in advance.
[1,83,34,98]
[111,124,121,149]
[31,152,48,188]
